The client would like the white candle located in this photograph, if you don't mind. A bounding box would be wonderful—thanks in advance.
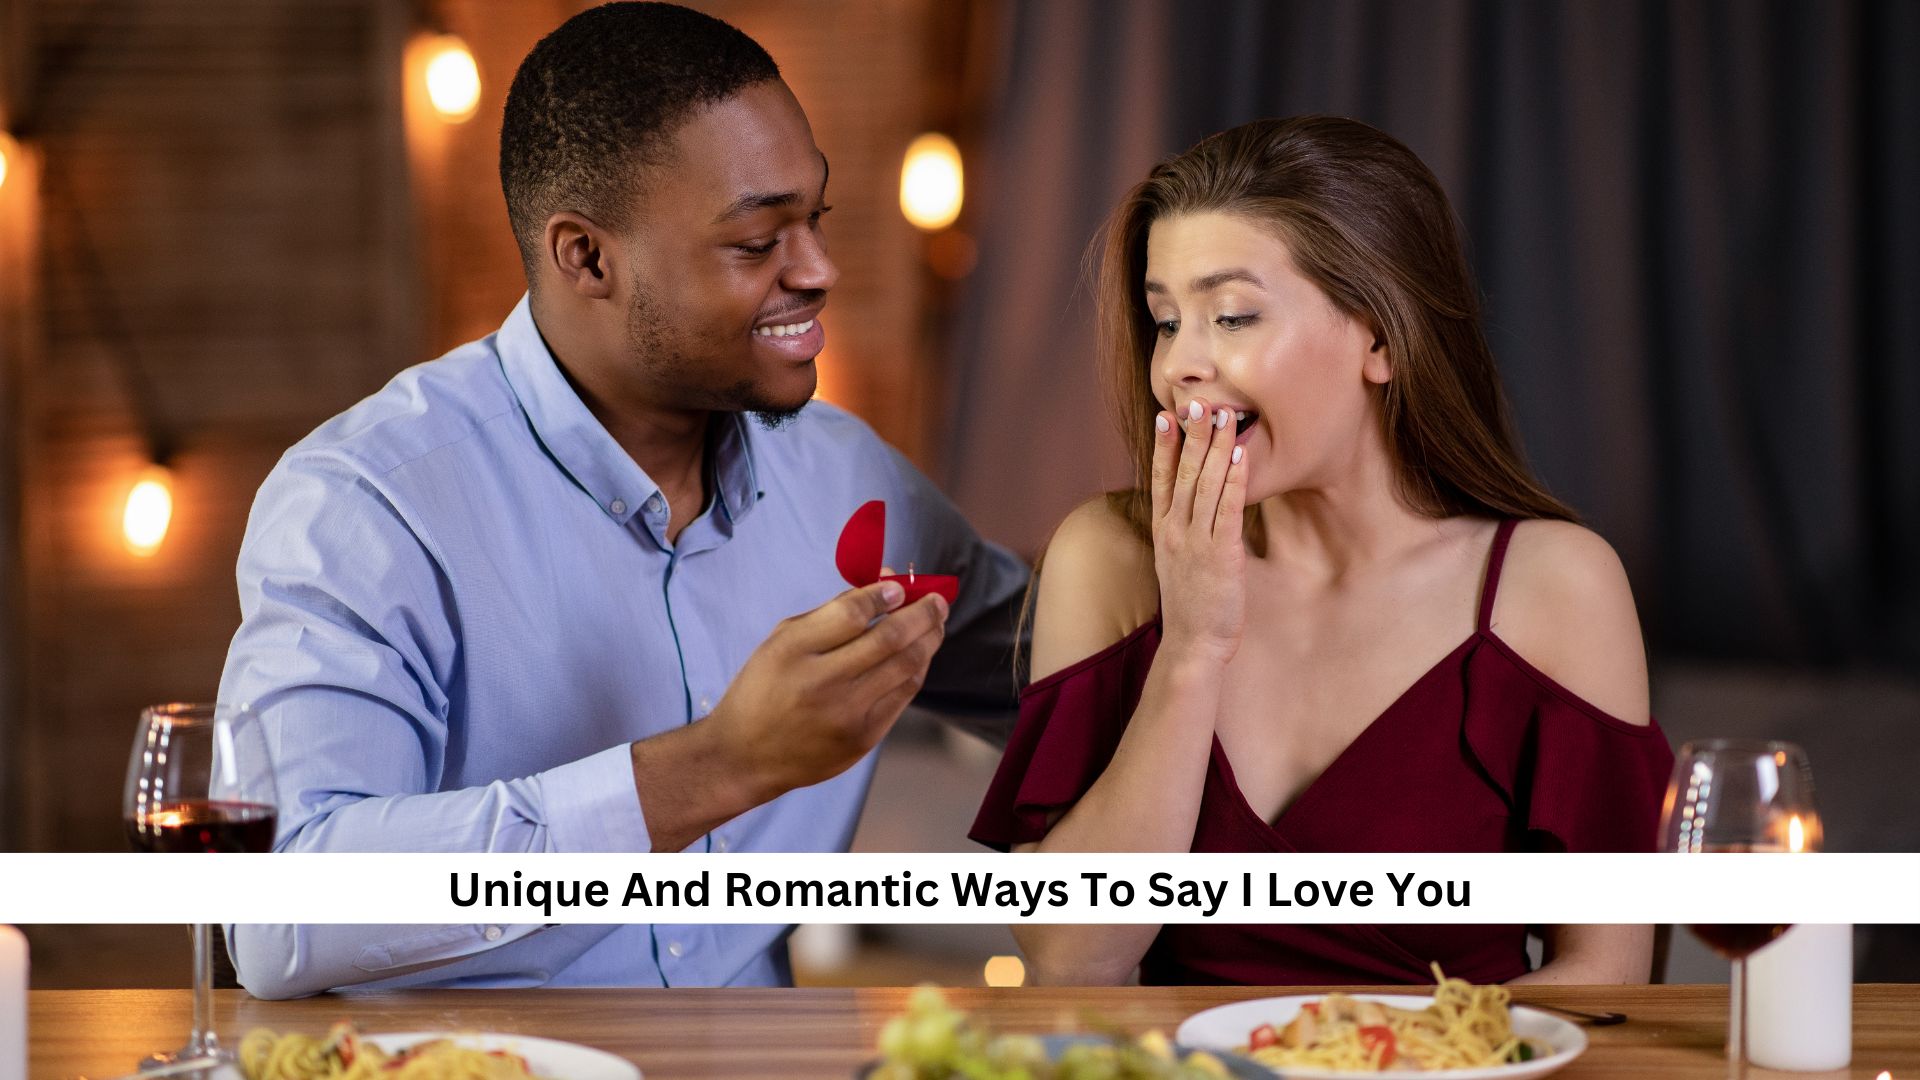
[0,925,26,1080]
[1747,923,1852,1071]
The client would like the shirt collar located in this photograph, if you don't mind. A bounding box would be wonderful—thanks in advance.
[495,294,764,529]
[707,410,763,529]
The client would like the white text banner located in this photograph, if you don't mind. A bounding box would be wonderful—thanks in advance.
[2,853,1916,925]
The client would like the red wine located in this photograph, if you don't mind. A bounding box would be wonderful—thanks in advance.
[1690,923,1791,959]
[127,799,278,853]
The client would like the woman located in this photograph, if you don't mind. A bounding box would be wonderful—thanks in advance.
[970,116,1674,986]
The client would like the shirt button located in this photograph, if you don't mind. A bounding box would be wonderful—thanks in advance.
[667,940,685,958]
[646,495,664,515]
[609,499,627,516]
[482,926,503,941]
[698,697,712,713]
[715,836,731,853]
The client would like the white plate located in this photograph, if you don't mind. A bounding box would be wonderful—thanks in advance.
[1175,994,1586,1080]
[367,1032,641,1079]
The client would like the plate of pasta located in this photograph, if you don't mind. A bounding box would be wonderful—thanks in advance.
[1173,971,1585,1078]
[238,1022,641,1080]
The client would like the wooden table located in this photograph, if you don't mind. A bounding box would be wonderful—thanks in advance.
[29,985,1920,1079]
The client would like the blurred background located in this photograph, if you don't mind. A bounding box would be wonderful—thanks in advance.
[1,0,1915,988]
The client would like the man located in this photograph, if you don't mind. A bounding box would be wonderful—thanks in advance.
[221,2,1026,997]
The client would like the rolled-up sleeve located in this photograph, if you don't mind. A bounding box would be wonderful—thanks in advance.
[220,449,649,998]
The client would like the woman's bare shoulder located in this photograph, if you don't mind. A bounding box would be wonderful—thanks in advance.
[1490,519,1652,725]
[1029,494,1160,683]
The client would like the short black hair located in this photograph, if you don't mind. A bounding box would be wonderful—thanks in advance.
[499,2,781,277]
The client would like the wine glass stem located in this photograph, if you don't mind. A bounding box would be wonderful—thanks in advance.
[1728,956,1747,1080]
[187,922,221,1057]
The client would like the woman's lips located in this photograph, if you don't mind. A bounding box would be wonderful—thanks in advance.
[1171,401,1259,442]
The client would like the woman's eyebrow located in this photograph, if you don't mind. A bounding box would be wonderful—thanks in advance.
[1143,268,1265,295]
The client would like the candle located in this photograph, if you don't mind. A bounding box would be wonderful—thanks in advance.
[1747,923,1852,1071]
[0,925,26,1080]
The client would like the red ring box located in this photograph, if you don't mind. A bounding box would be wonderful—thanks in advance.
[834,500,959,605]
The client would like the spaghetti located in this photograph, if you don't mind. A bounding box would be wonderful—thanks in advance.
[1239,965,1544,1071]
[239,1022,551,1080]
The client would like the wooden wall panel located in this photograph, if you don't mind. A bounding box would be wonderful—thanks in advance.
[30,0,415,432]
[18,0,416,852]
[407,0,578,354]
[1,0,39,849]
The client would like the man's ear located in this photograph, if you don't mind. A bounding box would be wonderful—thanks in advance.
[544,212,615,300]
[1362,332,1392,386]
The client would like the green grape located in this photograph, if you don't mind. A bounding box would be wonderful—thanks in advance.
[875,986,1227,1080]
[879,1015,912,1059]
[907,1009,963,1065]
[987,1034,1047,1068]
[908,985,950,1015]
[952,1057,1003,1080]
[1053,1045,1119,1080]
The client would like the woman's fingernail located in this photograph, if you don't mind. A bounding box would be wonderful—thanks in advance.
[1231,445,1244,464]
[1155,414,1170,434]
[1187,400,1204,422]
[1214,408,1230,429]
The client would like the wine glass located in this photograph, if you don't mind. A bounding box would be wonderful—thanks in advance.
[1659,738,1821,1080]
[123,702,279,1073]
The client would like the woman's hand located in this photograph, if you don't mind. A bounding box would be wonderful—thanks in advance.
[1015,402,1247,983]
[1151,398,1249,665]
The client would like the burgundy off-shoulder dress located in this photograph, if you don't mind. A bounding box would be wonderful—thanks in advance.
[969,519,1675,985]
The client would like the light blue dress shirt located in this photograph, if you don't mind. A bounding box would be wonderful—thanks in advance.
[220,296,1026,998]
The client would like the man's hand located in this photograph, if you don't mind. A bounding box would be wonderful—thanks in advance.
[713,579,949,794]
[629,580,948,851]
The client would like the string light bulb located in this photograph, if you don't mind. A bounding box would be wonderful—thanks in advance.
[122,465,174,557]
[900,132,963,232]
[422,34,481,123]
[0,130,15,191]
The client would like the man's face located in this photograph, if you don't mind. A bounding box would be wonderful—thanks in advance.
[618,80,838,425]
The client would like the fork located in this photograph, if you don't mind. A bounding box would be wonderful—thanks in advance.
[1527,1001,1627,1026]
[76,1056,244,1080]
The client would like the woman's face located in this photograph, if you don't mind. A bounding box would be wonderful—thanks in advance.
[1143,210,1387,502]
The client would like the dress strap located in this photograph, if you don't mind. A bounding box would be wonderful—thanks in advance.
[1477,519,1520,632]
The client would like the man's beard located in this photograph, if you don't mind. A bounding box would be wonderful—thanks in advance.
[626,290,813,428]
[747,404,806,429]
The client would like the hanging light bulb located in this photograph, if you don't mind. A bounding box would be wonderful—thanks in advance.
[422,34,481,123]
[0,131,15,191]
[123,465,174,557]
[900,132,963,232]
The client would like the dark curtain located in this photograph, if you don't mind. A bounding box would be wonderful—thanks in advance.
[942,0,1920,667]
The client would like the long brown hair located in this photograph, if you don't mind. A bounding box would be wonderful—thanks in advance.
[1096,115,1578,538]
[1016,117,1575,683]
